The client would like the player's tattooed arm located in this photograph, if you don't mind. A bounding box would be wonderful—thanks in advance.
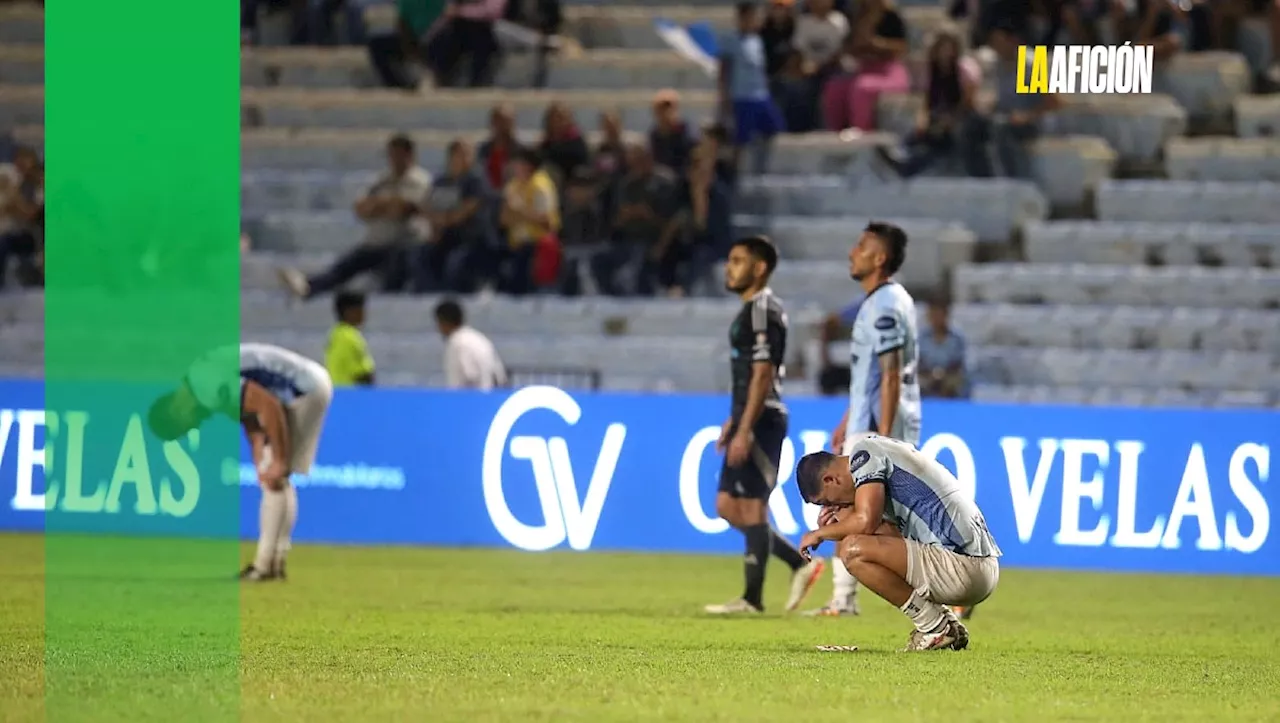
[877,348,903,436]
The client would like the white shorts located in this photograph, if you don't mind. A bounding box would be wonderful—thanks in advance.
[905,539,1000,607]
[284,371,333,475]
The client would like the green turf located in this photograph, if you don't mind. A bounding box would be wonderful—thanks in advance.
[1,531,1278,722]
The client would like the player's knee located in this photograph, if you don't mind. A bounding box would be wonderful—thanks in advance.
[839,535,872,570]
[715,494,739,526]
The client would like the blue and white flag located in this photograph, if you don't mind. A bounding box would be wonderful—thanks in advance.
[653,18,721,77]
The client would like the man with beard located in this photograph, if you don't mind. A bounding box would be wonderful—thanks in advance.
[805,221,926,618]
[704,235,825,616]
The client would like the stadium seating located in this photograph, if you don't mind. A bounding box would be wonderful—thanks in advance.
[3,0,1279,407]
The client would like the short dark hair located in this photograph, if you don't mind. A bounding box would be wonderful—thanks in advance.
[387,133,414,153]
[147,391,186,442]
[795,451,835,505]
[435,299,464,327]
[864,221,908,276]
[446,138,471,158]
[731,234,779,276]
[335,290,365,319]
[736,1,759,18]
[513,147,541,168]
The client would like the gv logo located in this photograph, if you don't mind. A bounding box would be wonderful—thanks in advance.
[481,386,627,551]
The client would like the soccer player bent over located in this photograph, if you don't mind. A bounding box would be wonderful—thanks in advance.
[794,434,1001,651]
[704,236,825,615]
[147,343,334,582]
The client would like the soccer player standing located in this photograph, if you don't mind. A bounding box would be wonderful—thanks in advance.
[705,236,825,615]
[806,222,922,617]
[795,434,1002,651]
[147,343,334,582]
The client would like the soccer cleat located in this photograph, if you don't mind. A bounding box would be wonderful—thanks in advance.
[703,598,763,615]
[941,608,971,650]
[802,599,860,617]
[239,564,275,582]
[784,558,826,613]
[902,622,960,652]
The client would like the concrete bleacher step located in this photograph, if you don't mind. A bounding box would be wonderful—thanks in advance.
[1165,137,1280,182]
[879,92,1185,167]
[0,2,40,45]
[237,86,720,133]
[737,175,1047,243]
[967,345,1278,393]
[953,262,1280,310]
[952,302,1280,354]
[1233,95,1280,139]
[1024,220,1280,268]
[1096,180,1280,225]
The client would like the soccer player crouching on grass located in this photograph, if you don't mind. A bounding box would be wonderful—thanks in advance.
[147,343,334,582]
[794,433,1002,652]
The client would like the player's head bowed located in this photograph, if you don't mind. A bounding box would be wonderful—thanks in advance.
[795,451,838,506]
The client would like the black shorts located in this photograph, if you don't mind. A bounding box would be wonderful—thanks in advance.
[718,411,788,500]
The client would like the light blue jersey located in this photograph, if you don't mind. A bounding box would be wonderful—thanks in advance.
[847,282,922,445]
[187,343,329,413]
[847,433,1002,557]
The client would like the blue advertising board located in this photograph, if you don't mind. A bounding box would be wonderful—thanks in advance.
[1,378,1275,574]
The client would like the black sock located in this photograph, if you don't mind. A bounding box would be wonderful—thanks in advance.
[769,529,806,571]
[742,524,771,609]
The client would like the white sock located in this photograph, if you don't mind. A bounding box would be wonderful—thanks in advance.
[900,589,947,633]
[831,556,859,607]
[254,487,287,572]
[274,484,298,571]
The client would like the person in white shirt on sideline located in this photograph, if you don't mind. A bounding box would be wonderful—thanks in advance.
[434,299,507,390]
[278,133,432,300]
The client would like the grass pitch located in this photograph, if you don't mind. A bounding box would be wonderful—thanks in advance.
[1,532,1278,722]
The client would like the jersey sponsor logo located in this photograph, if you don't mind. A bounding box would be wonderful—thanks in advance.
[481,386,626,552]
[848,450,870,475]
[874,315,896,331]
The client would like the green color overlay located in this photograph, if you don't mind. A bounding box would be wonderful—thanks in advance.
[43,2,242,720]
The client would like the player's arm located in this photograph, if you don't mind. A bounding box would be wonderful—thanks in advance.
[873,311,907,437]
[241,380,292,486]
[736,300,782,435]
[813,477,887,542]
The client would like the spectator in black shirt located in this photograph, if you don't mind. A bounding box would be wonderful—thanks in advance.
[591,144,680,296]
[538,102,590,188]
[703,235,819,617]
[649,89,697,175]
[416,139,495,292]
[824,0,910,131]
[760,0,797,77]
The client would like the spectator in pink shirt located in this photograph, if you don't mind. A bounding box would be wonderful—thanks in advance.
[822,0,911,132]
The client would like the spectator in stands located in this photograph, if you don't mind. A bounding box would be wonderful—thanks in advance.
[824,0,910,132]
[279,134,431,300]
[309,0,370,45]
[593,144,681,296]
[416,139,495,293]
[499,148,560,295]
[961,21,1059,179]
[875,30,981,178]
[816,302,858,396]
[560,167,608,294]
[366,0,447,90]
[670,145,734,296]
[538,102,590,188]
[1122,0,1186,61]
[504,0,563,87]
[919,299,969,399]
[1055,0,1125,45]
[434,299,508,390]
[432,0,506,88]
[593,110,628,180]
[478,103,524,191]
[761,0,797,77]
[793,0,849,120]
[773,48,818,133]
[0,147,42,290]
[719,2,787,177]
[700,121,739,188]
[326,291,376,387]
[649,89,697,175]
